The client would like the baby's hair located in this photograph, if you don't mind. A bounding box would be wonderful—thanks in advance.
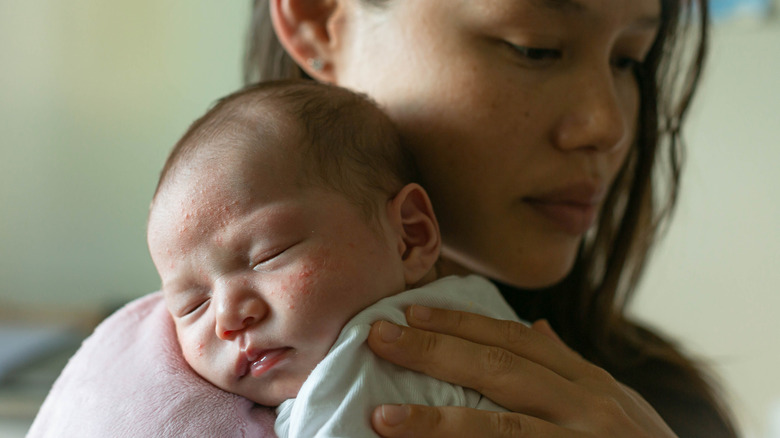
[153,79,418,220]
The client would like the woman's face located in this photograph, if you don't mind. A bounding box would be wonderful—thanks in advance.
[331,0,660,287]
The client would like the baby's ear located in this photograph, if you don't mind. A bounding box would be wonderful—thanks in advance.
[386,184,441,287]
[269,0,344,82]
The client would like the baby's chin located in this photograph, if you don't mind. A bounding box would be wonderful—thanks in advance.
[235,376,306,408]
[181,356,301,407]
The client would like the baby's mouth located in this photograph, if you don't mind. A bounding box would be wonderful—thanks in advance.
[249,348,293,377]
[236,347,293,378]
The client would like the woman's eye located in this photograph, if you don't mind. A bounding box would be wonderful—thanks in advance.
[612,56,643,73]
[507,43,562,65]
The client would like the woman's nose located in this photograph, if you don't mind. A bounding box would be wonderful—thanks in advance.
[552,67,630,154]
[213,277,269,340]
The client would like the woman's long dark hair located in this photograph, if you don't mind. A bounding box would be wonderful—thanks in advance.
[244,1,738,436]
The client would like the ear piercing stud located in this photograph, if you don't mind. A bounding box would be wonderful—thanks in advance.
[307,57,325,72]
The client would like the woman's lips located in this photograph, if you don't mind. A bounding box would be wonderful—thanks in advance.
[525,183,605,235]
[525,199,599,235]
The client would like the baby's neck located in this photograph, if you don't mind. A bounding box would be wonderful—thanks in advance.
[434,257,476,279]
[407,266,438,290]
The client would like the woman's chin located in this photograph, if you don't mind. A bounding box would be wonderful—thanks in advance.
[439,248,577,290]
[492,265,572,289]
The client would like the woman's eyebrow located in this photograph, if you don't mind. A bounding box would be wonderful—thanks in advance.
[531,0,660,31]
[531,0,586,13]
[632,15,661,31]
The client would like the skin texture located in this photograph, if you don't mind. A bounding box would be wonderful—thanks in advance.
[328,0,658,288]
[147,139,438,406]
[270,0,687,436]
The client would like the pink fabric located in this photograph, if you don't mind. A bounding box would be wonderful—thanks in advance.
[27,292,277,437]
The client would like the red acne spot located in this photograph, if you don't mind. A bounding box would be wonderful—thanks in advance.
[196,343,204,357]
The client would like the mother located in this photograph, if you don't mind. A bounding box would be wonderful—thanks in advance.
[28,1,737,437]
[247,0,737,436]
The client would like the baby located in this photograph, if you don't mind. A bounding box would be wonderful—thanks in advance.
[146,80,522,437]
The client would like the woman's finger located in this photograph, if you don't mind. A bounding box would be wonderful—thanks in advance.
[367,317,678,437]
[366,320,586,421]
[530,319,571,351]
[403,306,587,379]
[371,404,583,438]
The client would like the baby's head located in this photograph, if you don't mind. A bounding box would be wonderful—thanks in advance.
[147,80,440,406]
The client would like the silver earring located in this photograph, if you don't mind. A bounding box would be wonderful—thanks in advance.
[307,58,325,72]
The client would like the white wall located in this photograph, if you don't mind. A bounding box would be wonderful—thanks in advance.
[632,13,780,438]
[0,1,777,436]
[0,1,248,311]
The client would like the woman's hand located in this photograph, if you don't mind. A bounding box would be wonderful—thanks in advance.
[366,305,677,437]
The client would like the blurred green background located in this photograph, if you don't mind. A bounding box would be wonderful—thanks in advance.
[1,1,248,313]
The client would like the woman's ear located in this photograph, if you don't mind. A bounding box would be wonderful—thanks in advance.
[269,0,344,82]
[387,184,441,287]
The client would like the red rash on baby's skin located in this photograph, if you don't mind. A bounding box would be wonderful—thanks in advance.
[148,155,415,406]
[281,265,317,297]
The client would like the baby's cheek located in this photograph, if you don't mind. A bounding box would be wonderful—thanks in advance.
[279,264,320,311]
[195,342,205,357]
[176,326,210,364]
[281,248,334,299]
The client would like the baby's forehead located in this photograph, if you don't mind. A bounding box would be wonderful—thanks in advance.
[154,141,306,215]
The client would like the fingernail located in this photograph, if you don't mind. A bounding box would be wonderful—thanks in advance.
[381,404,409,426]
[379,321,402,343]
[411,305,431,321]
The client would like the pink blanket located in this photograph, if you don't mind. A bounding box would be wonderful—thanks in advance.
[27,292,277,437]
